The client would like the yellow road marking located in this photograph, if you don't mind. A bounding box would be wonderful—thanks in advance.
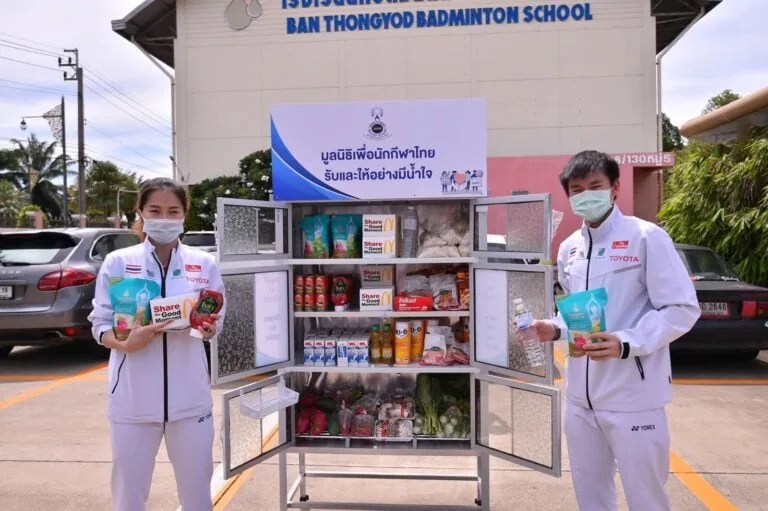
[554,347,739,510]
[0,363,107,410]
[670,451,740,511]
[0,374,66,382]
[672,378,768,386]
[213,425,279,510]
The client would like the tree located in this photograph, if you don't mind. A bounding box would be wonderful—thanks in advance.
[659,126,768,286]
[8,133,74,218]
[702,89,741,114]
[0,148,22,188]
[0,181,26,217]
[662,113,684,152]
[186,149,272,231]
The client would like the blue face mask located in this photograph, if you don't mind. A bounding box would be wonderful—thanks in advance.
[570,190,613,223]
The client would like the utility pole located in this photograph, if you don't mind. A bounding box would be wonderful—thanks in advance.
[59,96,68,223]
[59,49,86,222]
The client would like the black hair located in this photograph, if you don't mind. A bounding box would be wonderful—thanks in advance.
[559,150,620,193]
[132,178,189,239]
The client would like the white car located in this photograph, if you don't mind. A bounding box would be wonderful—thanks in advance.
[181,231,217,253]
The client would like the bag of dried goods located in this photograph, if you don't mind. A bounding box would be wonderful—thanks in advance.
[331,214,362,258]
[419,331,447,366]
[456,271,470,310]
[109,278,161,341]
[301,215,331,258]
[430,273,459,310]
[557,288,608,358]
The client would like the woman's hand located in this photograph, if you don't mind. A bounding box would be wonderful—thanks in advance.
[119,318,173,353]
[195,314,220,339]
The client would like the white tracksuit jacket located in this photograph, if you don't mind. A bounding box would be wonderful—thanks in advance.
[89,239,225,424]
[555,206,701,412]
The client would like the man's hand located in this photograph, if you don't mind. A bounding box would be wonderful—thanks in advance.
[119,318,173,353]
[531,320,557,342]
[195,314,221,339]
[583,332,622,361]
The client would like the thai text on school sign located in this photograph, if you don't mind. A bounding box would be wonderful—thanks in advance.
[271,99,488,201]
[283,1,594,34]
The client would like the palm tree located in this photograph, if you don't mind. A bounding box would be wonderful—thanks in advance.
[0,148,23,188]
[9,133,74,219]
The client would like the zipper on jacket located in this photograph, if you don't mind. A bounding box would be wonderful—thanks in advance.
[111,353,127,394]
[584,231,594,410]
[152,253,169,423]
[635,357,645,380]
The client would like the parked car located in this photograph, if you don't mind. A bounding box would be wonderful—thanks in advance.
[181,231,217,253]
[0,228,141,358]
[672,244,768,361]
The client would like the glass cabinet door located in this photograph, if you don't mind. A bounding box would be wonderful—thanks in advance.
[212,265,294,384]
[216,198,292,263]
[470,262,556,385]
[473,373,561,477]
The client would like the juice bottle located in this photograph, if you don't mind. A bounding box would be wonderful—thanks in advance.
[381,323,394,365]
[370,324,382,365]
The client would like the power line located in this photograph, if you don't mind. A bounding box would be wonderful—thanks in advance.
[0,84,75,96]
[0,55,62,73]
[83,144,171,176]
[0,32,62,52]
[87,123,169,169]
[85,84,171,139]
[0,40,65,59]
[0,78,74,95]
[87,68,171,126]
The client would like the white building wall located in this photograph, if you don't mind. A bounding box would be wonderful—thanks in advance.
[175,0,657,184]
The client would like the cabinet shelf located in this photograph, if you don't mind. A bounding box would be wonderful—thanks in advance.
[294,310,469,319]
[290,257,475,266]
[284,364,477,374]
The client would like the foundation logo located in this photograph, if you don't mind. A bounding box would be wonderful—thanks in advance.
[226,0,263,31]
[365,107,390,140]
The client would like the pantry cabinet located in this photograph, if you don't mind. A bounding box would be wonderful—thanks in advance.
[212,194,561,511]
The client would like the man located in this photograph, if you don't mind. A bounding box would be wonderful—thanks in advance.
[534,150,701,511]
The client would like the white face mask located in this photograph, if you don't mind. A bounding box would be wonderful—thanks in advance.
[569,189,613,223]
[142,217,184,245]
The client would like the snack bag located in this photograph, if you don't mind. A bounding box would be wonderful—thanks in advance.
[189,289,225,339]
[556,288,608,357]
[109,278,161,341]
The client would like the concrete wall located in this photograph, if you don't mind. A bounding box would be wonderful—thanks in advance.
[175,0,658,184]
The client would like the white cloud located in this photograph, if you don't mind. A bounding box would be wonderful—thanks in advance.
[661,0,768,128]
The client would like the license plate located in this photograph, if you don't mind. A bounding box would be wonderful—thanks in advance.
[700,302,729,318]
[0,286,12,300]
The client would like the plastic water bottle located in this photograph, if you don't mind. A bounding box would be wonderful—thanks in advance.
[513,298,546,367]
[401,206,419,258]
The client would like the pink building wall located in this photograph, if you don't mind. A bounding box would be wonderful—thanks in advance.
[487,152,675,259]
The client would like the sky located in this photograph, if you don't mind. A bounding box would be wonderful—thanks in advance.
[0,0,766,184]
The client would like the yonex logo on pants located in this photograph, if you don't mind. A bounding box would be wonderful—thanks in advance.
[631,424,656,432]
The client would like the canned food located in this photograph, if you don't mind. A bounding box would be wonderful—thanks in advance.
[315,274,328,294]
[304,293,315,311]
[294,293,304,311]
[304,275,316,291]
[315,293,330,311]
[295,275,305,295]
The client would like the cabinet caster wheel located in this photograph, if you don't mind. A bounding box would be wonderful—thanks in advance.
[300,495,310,502]
[474,498,482,506]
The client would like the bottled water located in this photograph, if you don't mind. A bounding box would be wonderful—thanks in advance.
[513,298,546,367]
[401,206,419,258]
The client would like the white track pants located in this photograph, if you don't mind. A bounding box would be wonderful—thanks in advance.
[110,415,214,511]
[564,402,671,511]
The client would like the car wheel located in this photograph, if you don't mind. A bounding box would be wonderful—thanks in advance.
[0,347,12,358]
[727,350,760,363]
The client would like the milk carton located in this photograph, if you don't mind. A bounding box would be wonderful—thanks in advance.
[347,340,358,367]
[303,338,315,365]
[337,339,349,367]
[324,339,337,367]
[314,340,326,367]
[356,336,370,367]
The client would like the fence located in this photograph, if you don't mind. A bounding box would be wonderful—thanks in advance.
[0,213,119,230]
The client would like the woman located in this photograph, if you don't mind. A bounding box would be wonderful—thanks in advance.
[89,178,225,511]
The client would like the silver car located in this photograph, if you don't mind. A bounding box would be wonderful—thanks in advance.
[0,228,141,358]
[181,231,217,253]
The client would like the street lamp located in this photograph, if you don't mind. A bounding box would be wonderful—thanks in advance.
[20,97,69,224]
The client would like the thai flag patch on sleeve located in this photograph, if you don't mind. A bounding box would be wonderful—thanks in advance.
[125,264,142,275]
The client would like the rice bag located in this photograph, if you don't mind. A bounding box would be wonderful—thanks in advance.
[301,215,331,258]
[556,288,608,358]
[109,278,161,341]
[331,214,362,258]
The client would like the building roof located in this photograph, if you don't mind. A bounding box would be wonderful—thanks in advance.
[680,87,768,144]
[111,0,721,69]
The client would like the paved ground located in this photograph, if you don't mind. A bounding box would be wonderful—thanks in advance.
[0,342,767,510]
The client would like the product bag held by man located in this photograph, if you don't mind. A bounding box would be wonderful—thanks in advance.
[533,150,700,511]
